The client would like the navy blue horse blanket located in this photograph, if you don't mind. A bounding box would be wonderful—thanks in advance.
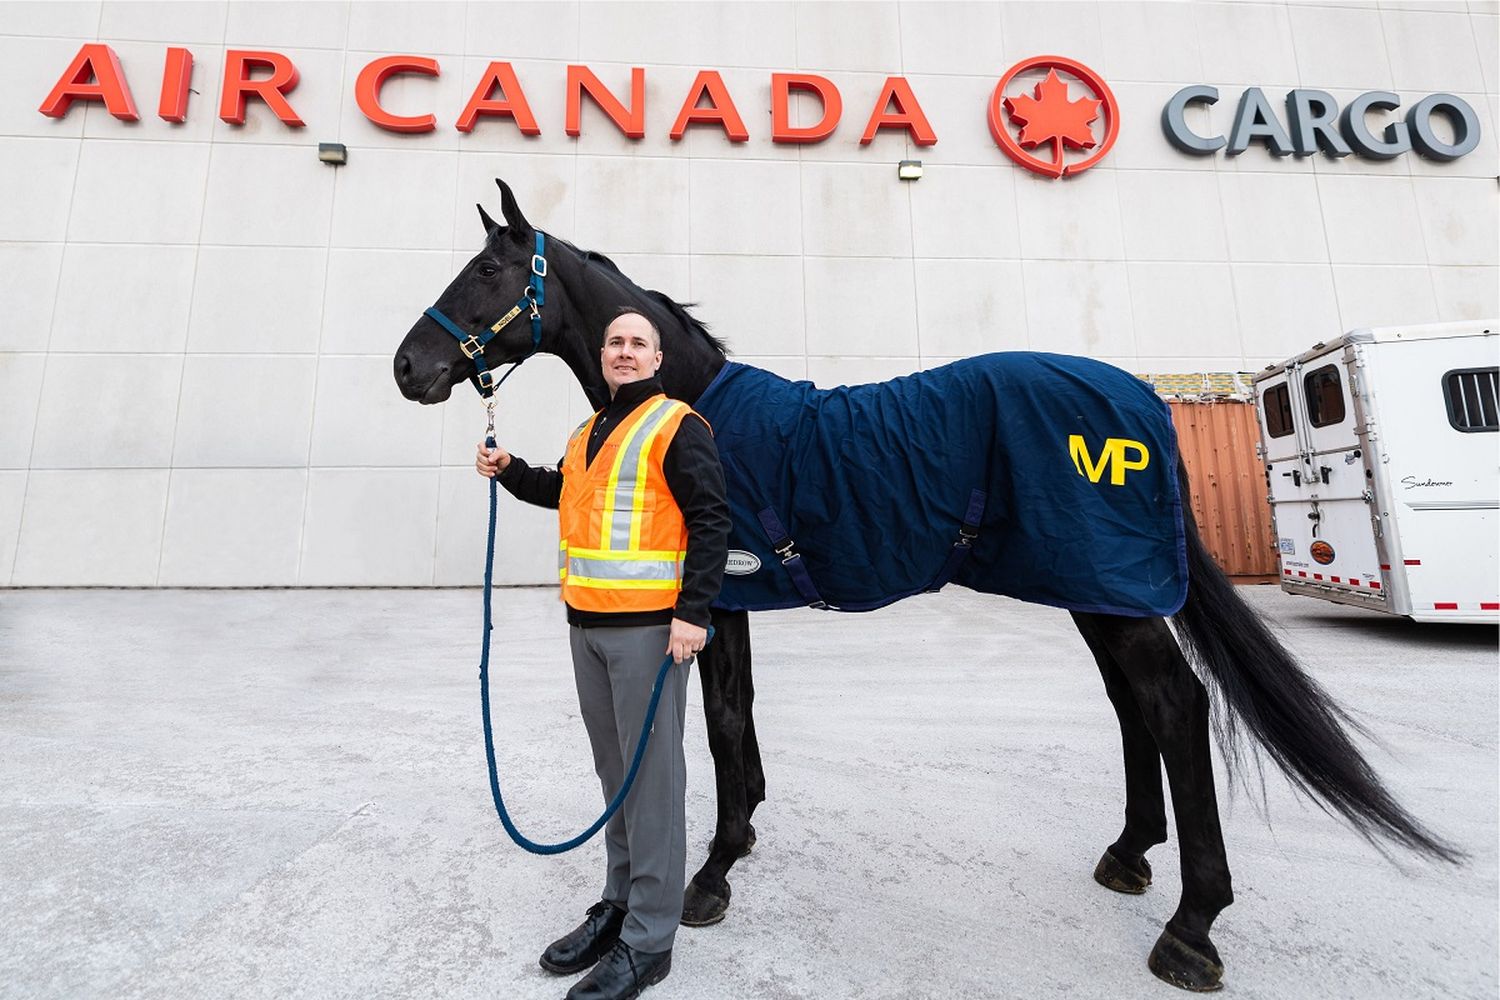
[691,354,1187,618]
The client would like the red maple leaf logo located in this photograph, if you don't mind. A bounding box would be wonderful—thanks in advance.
[1003,69,1101,175]
[989,57,1119,178]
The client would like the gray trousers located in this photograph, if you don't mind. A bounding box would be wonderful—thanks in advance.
[569,624,690,954]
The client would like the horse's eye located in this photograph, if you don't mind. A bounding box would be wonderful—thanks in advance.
[477,263,498,278]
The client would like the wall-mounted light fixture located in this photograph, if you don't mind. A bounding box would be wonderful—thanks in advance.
[897,159,923,180]
[318,142,348,166]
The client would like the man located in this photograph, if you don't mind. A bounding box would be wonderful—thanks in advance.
[475,308,730,1000]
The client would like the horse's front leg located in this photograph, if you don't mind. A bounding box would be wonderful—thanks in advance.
[1078,612,1234,992]
[740,640,766,823]
[1071,612,1168,894]
[682,608,756,926]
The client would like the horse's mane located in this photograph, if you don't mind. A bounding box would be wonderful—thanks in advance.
[552,235,731,358]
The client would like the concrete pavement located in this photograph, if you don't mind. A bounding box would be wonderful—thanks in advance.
[1,585,1494,1000]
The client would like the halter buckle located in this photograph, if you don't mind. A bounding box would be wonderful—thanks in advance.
[477,368,497,390]
[531,255,547,277]
[459,334,484,359]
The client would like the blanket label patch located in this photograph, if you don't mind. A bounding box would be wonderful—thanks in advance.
[724,550,762,576]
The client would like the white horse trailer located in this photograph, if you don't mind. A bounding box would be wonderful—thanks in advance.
[1252,320,1499,624]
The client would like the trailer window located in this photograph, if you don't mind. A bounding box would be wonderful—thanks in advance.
[1262,383,1294,438]
[1303,365,1345,428]
[1443,367,1499,432]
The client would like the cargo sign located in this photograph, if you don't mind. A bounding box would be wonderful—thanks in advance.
[1162,85,1480,162]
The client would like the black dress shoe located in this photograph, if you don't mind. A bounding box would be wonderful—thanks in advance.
[564,940,672,1000]
[539,901,627,975]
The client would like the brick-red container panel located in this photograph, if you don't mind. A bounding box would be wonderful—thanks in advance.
[1168,400,1278,580]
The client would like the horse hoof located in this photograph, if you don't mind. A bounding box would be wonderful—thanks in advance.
[739,824,757,858]
[680,880,730,927]
[1093,848,1152,894]
[1148,928,1224,992]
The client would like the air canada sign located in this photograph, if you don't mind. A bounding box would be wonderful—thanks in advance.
[39,44,1481,174]
[39,43,947,144]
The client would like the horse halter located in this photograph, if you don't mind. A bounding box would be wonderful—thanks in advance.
[424,231,547,399]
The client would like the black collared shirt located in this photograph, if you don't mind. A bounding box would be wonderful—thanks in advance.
[497,377,730,628]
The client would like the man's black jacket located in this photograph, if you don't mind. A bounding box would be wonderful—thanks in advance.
[497,377,730,629]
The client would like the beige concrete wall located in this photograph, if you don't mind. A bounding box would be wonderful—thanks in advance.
[1,1,1496,585]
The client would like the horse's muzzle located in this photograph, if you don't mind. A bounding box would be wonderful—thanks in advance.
[393,350,454,403]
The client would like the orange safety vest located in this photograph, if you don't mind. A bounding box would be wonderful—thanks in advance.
[557,394,700,614]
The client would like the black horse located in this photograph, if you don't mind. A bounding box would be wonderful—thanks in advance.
[393,179,1458,992]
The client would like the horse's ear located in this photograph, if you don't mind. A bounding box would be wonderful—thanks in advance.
[476,203,502,241]
[495,178,534,240]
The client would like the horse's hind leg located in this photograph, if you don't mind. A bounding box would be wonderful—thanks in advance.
[1076,612,1233,992]
[681,608,756,926]
[1071,612,1168,894]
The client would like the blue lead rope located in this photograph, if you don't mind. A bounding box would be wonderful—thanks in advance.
[477,435,710,855]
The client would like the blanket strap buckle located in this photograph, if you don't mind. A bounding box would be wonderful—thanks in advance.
[926,489,988,594]
[758,507,830,611]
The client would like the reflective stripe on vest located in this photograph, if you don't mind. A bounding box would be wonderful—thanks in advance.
[566,548,686,588]
[599,397,682,552]
[558,394,697,613]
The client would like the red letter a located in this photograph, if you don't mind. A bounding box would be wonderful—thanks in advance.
[457,62,540,135]
[669,71,749,142]
[861,76,937,146]
[39,43,139,121]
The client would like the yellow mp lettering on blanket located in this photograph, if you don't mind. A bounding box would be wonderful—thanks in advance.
[1069,435,1150,486]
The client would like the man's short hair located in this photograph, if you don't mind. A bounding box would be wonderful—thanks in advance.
[608,306,661,351]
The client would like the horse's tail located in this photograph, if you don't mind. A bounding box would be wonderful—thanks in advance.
[1169,469,1462,864]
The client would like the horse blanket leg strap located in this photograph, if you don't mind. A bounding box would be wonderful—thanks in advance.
[926,488,988,593]
[756,507,830,610]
